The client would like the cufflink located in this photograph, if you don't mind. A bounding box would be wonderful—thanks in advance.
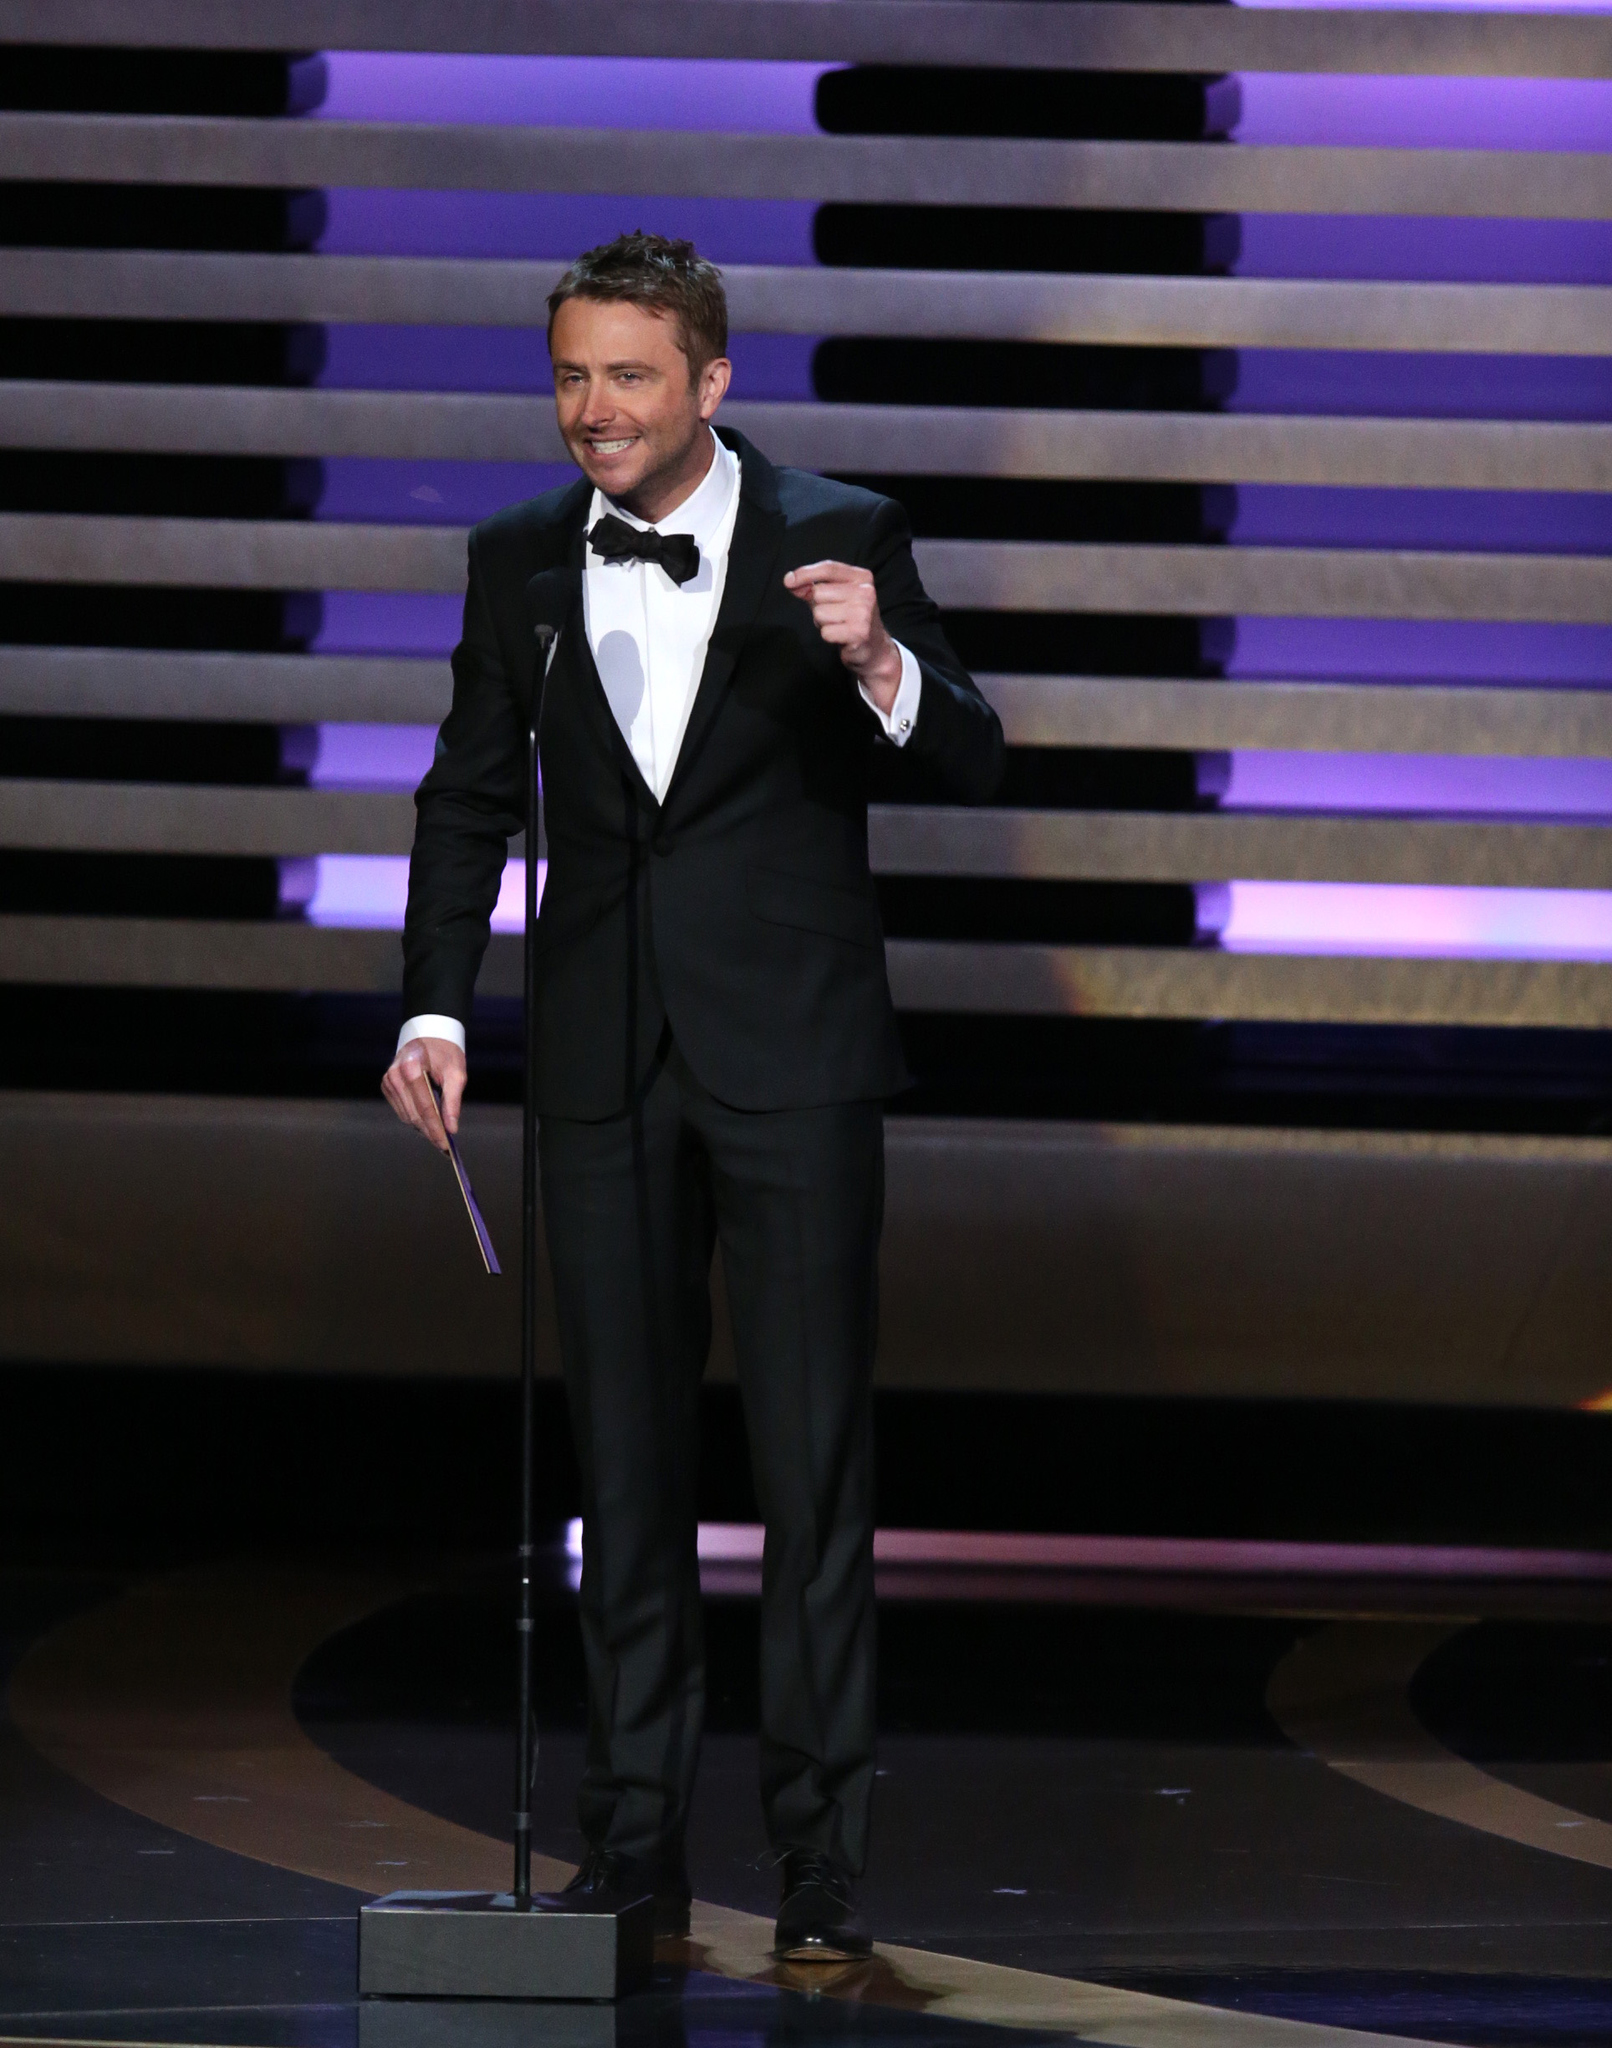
[898,717,912,733]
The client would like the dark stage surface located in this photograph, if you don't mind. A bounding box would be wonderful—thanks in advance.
[4,1551,1612,2048]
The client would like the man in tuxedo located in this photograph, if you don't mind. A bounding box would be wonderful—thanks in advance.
[383,233,1002,1958]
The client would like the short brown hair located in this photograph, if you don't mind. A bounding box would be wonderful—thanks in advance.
[547,232,728,382]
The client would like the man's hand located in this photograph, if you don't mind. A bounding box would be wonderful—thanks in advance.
[784,560,904,716]
[382,1035,467,1155]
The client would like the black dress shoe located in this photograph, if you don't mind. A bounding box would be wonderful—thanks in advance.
[773,1849,871,1960]
[562,1845,692,1939]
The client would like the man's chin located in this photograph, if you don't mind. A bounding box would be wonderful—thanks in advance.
[574,447,651,501]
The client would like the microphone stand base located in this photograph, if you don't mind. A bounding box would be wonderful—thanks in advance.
[359,1889,654,2004]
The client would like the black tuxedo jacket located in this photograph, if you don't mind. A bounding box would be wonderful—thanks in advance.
[402,426,1004,1117]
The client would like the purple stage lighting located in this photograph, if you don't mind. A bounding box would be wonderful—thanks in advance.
[315,54,835,132]
[297,854,540,932]
[305,724,439,791]
[1221,754,1612,816]
[1221,882,1612,960]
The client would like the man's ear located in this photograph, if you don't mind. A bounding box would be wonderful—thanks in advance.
[698,356,733,420]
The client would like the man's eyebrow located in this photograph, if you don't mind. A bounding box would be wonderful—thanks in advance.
[551,357,660,374]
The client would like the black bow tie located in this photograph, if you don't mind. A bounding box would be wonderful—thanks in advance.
[588,513,701,587]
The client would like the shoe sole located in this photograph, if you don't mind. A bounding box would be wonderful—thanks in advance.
[773,1939,872,1963]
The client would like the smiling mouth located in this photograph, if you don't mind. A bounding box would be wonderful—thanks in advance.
[588,437,636,456]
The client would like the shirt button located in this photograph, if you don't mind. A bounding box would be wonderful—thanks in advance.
[898,717,912,732]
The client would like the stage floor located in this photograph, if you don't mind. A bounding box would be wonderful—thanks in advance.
[3,1550,1612,2048]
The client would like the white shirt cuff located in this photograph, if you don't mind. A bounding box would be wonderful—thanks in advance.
[859,642,922,746]
[397,1014,467,1056]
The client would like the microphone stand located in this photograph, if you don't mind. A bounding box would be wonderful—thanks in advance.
[357,613,652,2002]
[516,624,555,1908]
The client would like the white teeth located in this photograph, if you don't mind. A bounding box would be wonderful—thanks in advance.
[592,438,634,454]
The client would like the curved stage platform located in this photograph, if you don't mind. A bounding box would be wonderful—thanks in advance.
[4,1545,1612,2047]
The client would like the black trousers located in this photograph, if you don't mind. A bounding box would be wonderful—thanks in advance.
[539,1039,883,1876]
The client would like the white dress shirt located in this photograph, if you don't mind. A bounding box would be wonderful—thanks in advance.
[399,431,922,1055]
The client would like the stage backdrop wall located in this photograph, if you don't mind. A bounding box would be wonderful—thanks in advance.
[5,1089,1612,1410]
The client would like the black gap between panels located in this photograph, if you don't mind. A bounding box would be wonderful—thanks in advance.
[0,319,328,386]
[0,717,294,784]
[8,992,1612,1137]
[815,66,1240,143]
[834,474,1233,544]
[0,850,283,920]
[0,184,329,253]
[0,46,328,117]
[814,207,1241,275]
[867,745,1209,812]
[937,612,1232,678]
[0,452,323,519]
[814,339,1238,413]
[0,587,320,651]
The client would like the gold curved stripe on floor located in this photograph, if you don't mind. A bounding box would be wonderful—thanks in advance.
[1268,1618,1612,1872]
[6,1560,573,1897]
[8,1563,1427,2048]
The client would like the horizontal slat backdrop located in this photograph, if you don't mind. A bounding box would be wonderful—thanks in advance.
[7,386,1609,491]
[9,114,1609,218]
[0,0,1607,75]
[11,918,1612,1032]
[6,252,1606,355]
[7,783,1612,890]
[1,3,1609,1031]
[4,514,1606,622]
[11,650,1612,759]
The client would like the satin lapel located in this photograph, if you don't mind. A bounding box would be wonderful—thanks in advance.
[529,517,659,809]
[660,480,786,812]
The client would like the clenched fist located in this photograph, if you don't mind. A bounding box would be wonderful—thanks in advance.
[783,560,904,717]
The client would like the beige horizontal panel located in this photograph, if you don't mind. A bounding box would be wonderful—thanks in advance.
[0,780,417,856]
[7,115,1609,219]
[11,1087,1612,1407]
[6,250,1607,358]
[8,382,1611,493]
[887,939,1612,1029]
[8,913,1612,1030]
[8,775,1612,885]
[0,646,450,724]
[8,513,1608,623]
[0,915,409,994]
[980,674,1612,759]
[3,1,1608,78]
[920,539,1612,623]
[11,1,1612,80]
[871,806,1612,890]
[0,513,467,592]
[9,647,1611,759]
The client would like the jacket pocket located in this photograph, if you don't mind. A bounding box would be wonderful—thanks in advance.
[746,863,882,949]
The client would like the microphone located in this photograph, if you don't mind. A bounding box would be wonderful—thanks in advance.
[525,567,570,677]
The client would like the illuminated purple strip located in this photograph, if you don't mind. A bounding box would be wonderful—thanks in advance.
[1235,0,1612,14]
[311,593,462,655]
[302,852,541,931]
[317,459,575,526]
[1226,619,1612,685]
[306,723,438,789]
[1221,880,1612,958]
[1235,73,1612,150]
[567,1518,1612,1580]
[318,188,818,264]
[1222,752,1612,815]
[315,54,834,131]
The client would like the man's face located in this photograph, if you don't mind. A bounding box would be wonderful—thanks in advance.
[550,296,729,510]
